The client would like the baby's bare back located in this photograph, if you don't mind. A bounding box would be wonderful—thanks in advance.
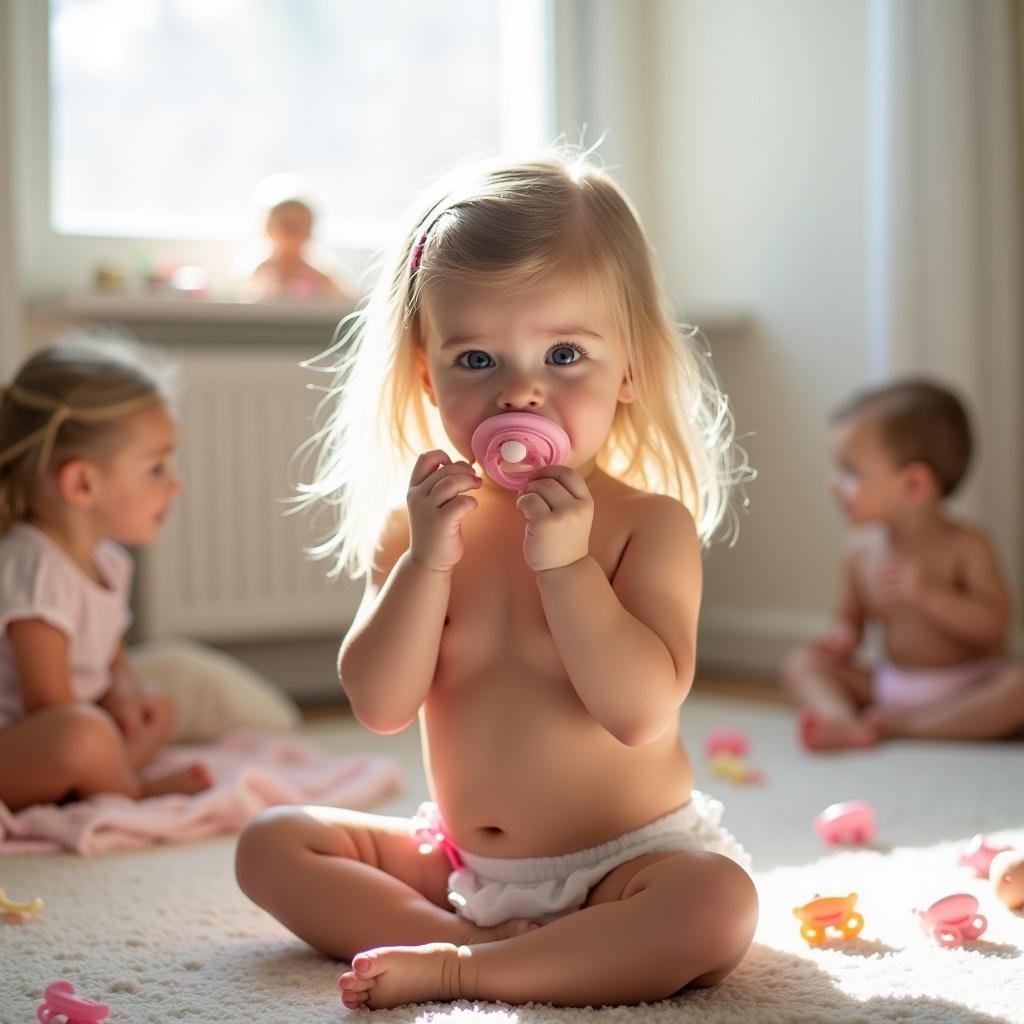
[422,481,693,859]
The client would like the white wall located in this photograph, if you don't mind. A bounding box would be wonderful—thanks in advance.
[0,0,21,374]
[2,0,1019,672]
[651,0,872,669]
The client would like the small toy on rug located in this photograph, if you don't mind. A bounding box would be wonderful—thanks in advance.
[704,728,764,784]
[814,800,877,845]
[989,849,1024,911]
[915,893,987,947]
[36,980,109,1023]
[957,833,1013,878]
[0,884,42,923]
[793,892,865,945]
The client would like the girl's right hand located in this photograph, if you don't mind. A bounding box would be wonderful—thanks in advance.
[407,450,482,573]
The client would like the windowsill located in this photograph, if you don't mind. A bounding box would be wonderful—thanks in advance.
[27,292,356,326]
[27,293,751,337]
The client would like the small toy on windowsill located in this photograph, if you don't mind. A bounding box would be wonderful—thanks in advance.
[245,177,355,303]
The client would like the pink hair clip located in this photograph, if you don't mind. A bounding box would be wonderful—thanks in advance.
[410,232,428,272]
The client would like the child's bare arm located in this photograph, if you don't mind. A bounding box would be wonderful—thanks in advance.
[339,451,480,734]
[339,548,449,734]
[536,494,701,746]
[7,619,73,713]
[911,531,1011,646]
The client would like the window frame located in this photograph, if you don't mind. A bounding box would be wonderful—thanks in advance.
[12,0,560,298]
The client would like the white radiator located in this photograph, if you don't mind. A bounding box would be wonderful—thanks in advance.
[136,350,360,642]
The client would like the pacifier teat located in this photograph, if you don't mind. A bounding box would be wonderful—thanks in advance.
[470,413,570,489]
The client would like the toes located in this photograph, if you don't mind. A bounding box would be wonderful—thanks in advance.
[352,951,384,977]
[341,989,371,1009]
[338,973,375,993]
[798,708,823,749]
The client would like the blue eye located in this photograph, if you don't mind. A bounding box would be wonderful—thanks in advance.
[547,343,584,366]
[456,351,494,370]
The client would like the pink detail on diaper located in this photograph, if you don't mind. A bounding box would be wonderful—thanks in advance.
[411,801,463,870]
[470,413,570,490]
[874,659,1004,712]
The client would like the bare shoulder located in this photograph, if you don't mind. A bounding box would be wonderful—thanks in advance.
[594,473,695,532]
[944,518,1002,563]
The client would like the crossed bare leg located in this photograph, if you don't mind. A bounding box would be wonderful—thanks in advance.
[338,920,538,1010]
[798,706,878,751]
[141,762,213,798]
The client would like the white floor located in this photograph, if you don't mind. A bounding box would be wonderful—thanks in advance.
[2,692,1022,1024]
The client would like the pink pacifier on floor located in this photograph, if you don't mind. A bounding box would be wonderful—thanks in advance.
[470,413,570,489]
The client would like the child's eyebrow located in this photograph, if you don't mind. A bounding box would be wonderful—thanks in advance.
[143,443,175,457]
[543,325,604,340]
[441,325,604,350]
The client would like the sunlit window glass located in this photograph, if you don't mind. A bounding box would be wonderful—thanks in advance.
[50,0,551,245]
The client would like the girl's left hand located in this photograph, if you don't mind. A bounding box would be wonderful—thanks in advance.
[516,465,593,573]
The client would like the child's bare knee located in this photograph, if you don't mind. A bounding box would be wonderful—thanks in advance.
[669,855,758,988]
[1006,665,1024,719]
[55,703,122,769]
[235,806,314,898]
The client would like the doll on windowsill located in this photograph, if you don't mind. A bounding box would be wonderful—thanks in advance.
[246,197,356,303]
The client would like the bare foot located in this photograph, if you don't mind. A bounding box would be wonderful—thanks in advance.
[140,762,213,798]
[799,707,878,751]
[338,942,471,1010]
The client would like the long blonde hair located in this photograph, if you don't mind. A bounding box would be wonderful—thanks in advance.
[300,148,746,578]
[0,334,175,534]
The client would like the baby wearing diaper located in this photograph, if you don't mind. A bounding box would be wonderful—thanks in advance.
[782,379,1024,749]
[414,795,750,928]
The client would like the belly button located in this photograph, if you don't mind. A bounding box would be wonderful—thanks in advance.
[482,825,503,835]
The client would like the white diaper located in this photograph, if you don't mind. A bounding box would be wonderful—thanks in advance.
[444,792,750,927]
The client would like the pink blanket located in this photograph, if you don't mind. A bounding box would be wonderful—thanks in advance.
[0,731,403,855]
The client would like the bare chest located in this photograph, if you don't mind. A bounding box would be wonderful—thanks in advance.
[857,540,965,617]
[437,505,627,678]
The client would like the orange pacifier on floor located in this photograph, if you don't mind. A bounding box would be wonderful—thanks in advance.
[470,413,570,489]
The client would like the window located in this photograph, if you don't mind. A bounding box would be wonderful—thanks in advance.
[49,0,552,247]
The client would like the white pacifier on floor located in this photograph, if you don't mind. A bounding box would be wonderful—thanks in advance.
[470,413,571,489]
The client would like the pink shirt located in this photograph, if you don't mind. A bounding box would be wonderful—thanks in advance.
[0,523,132,729]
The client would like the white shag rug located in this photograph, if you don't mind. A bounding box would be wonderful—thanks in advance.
[2,692,1022,1024]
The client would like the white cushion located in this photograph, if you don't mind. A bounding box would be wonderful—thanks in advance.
[128,638,302,741]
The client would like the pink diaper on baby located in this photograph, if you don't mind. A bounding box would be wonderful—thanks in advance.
[412,795,750,927]
[873,658,1005,712]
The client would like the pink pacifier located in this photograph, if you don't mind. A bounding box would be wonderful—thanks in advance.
[470,413,570,489]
